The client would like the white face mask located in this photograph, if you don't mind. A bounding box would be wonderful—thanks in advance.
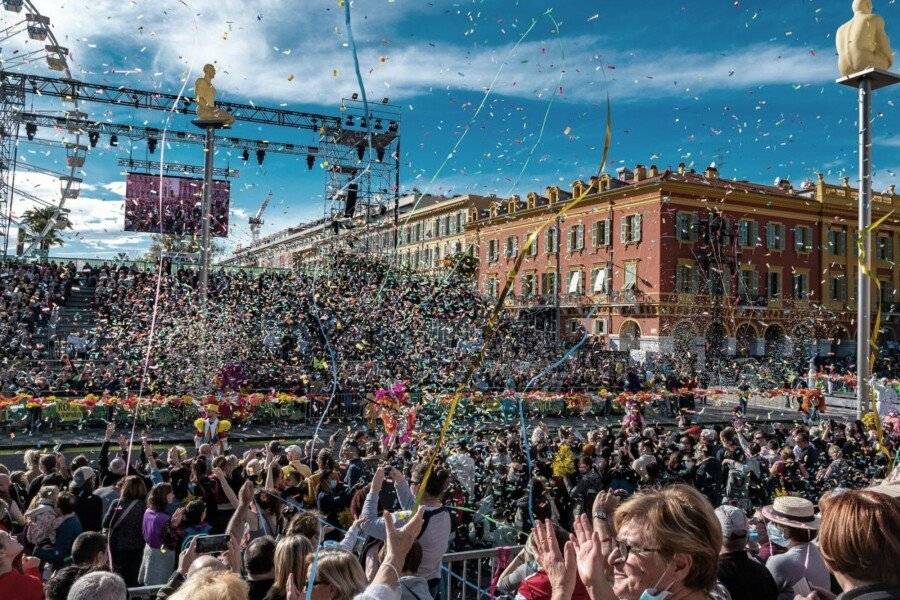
[638,563,674,600]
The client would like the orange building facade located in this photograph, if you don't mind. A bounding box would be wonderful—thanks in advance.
[467,164,899,363]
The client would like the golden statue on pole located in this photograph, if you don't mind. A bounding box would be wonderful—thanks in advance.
[836,0,894,76]
[194,63,235,126]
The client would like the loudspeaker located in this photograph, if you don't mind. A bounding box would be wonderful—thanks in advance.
[343,183,358,218]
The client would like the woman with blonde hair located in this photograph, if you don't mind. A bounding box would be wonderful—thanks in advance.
[305,549,366,600]
[169,567,249,600]
[265,534,313,600]
[22,450,41,485]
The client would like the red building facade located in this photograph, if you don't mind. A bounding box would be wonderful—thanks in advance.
[467,165,899,364]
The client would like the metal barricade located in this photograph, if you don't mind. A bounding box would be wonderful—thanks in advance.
[439,545,522,600]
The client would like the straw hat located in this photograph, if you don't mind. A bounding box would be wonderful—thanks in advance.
[761,496,821,530]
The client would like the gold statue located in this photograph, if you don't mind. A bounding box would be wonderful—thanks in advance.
[194,63,235,126]
[836,0,894,76]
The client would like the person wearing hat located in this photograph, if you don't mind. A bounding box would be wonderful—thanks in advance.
[69,466,103,533]
[761,496,830,600]
[714,505,778,600]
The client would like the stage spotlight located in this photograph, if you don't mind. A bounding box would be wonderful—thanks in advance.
[242,148,249,162]
[147,136,157,153]
[256,148,266,165]
[374,119,383,130]
[306,153,315,170]
[109,133,118,147]
[360,117,368,129]
[382,97,389,104]
[345,115,354,127]
[376,145,385,162]
[24,122,36,140]
[388,121,398,133]
[88,130,99,148]
[351,92,359,100]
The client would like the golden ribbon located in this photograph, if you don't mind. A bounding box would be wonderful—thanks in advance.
[855,210,895,374]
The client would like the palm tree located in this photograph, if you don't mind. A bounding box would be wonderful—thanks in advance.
[20,206,73,251]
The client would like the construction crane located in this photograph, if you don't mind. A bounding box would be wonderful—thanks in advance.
[249,192,272,244]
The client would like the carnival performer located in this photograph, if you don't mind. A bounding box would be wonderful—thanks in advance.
[193,402,231,452]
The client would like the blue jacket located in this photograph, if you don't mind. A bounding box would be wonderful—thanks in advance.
[35,514,82,568]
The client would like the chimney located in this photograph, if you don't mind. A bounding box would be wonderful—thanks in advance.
[816,173,825,184]
[507,195,519,213]
[649,164,659,177]
[546,186,559,204]
[633,164,647,182]
[842,176,850,187]
[616,166,633,182]
[677,162,686,175]
[704,163,719,179]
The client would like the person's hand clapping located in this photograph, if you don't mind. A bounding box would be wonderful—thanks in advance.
[592,490,620,517]
[532,519,577,600]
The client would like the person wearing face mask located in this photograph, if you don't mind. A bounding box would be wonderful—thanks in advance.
[760,496,830,600]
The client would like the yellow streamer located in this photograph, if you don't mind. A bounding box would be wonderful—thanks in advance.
[414,94,614,507]
[855,210,895,373]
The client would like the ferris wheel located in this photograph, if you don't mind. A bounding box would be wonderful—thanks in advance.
[0,0,85,257]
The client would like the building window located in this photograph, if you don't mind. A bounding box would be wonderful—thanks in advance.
[675,263,697,293]
[766,223,785,250]
[527,232,538,256]
[591,266,611,293]
[546,226,559,253]
[487,239,499,263]
[568,224,585,251]
[567,270,583,295]
[792,273,809,299]
[454,241,463,254]
[592,219,612,247]
[737,219,758,248]
[675,212,698,242]
[623,261,638,290]
[621,214,642,244]
[828,229,847,256]
[830,274,847,301]
[505,235,518,258]
[541,272,558,296]
[593,319,607,335]
[738,269,759,296]
[521,273,536,297]
[485,276,498,298]
[567,319,582,334]
[767,271,781,298]
[877,235,894,261]
[793,226,813,253]
[881,280,896,308]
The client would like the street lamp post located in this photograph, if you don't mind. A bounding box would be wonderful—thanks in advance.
[836,67,900,417]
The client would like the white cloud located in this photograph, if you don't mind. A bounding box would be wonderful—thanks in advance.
[103,181,127,196]
[875,135,900,148]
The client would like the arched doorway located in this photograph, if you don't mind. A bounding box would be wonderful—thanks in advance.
[765,324,786,357]
[619,321,641,351]
[735,323,757,358]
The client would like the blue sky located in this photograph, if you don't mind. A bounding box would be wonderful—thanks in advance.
[6,0,899,258]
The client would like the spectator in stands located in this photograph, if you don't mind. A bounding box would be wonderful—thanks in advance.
[102,475,147,586]
[304,549,367,600]
[813,489,900,600]
[34,491,82,570]
[70,465,103,532]
[265,535,314,600]
[0,529,43,600]
[713,505,777,600]
[761,496,830,600]
[244,535,277,600]
[66,571,127,600]
[139,482,177,585]
[607,485,726,600]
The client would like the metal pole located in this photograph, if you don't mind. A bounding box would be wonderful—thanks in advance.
[3,122,20,258]
[199,125,215,309]
[856,78,872,418]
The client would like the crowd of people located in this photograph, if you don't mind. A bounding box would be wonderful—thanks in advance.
[0,256,616,398]
[0,401,898,600]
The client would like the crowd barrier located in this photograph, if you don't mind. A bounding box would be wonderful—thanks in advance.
[125,545,524,600]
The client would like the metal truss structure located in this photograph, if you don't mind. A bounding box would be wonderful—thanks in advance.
[116,158,239,179]
[320,97,400,225]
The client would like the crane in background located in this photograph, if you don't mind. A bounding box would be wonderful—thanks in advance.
[249,191,272,244]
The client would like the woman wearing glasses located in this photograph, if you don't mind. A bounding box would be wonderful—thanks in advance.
[532,485,728,600]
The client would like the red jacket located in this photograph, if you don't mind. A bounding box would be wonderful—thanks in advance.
[0,566,43,600]
[518,571,591,600]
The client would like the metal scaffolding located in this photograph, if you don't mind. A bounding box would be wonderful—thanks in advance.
[0,78,24,255]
